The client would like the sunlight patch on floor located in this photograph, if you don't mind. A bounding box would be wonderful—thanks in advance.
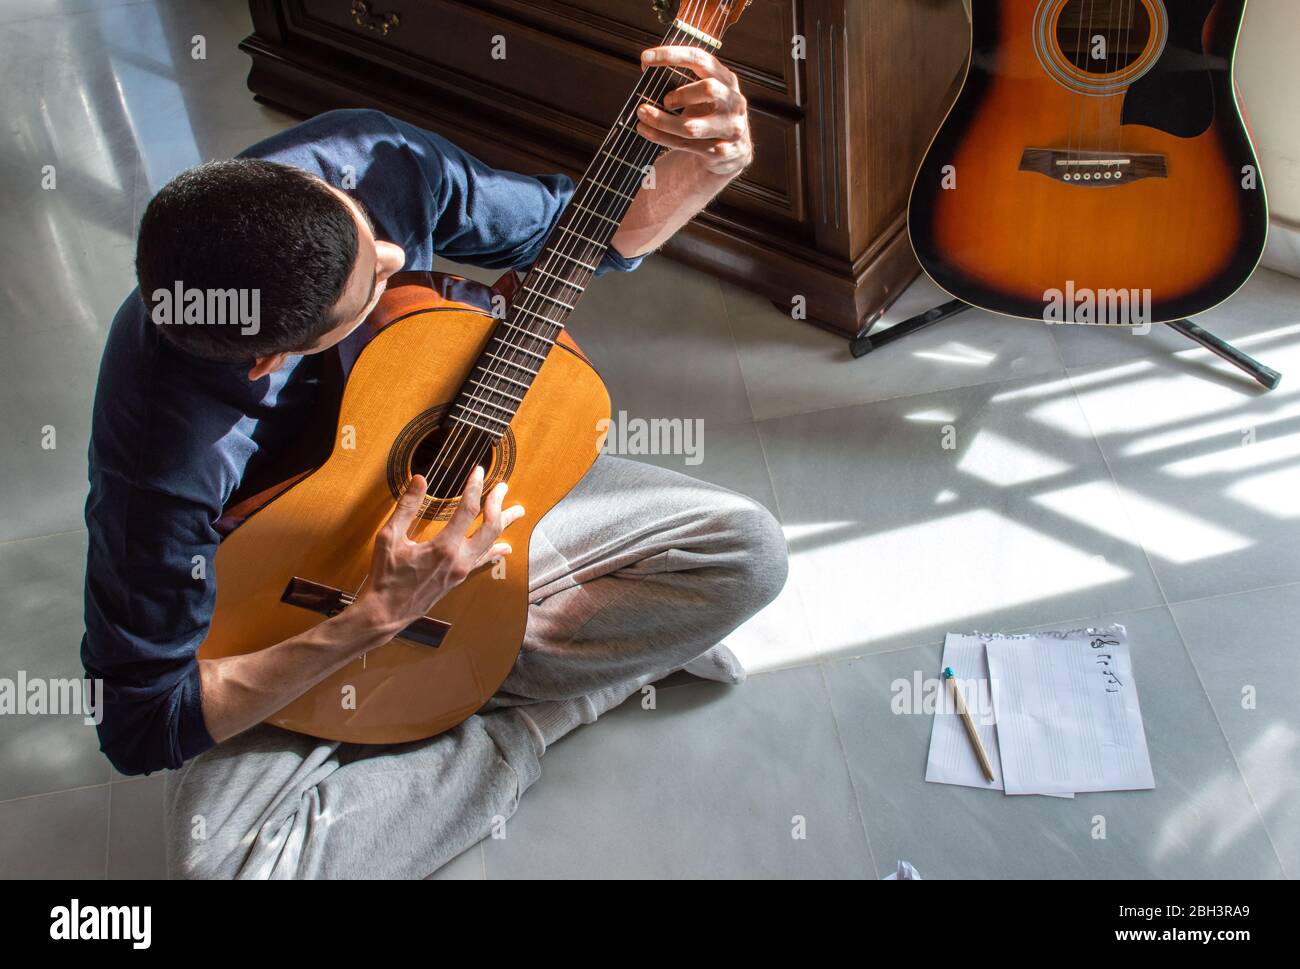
[1034,481,1251,564]
[957,428,1072,486]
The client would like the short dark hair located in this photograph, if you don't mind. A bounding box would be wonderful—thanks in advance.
[135,158,358,362]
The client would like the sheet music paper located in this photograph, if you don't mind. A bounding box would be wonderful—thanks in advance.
[984,626,1155,795]
[924,633,1075,798]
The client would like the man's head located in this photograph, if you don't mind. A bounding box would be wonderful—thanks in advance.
[136,158,405,378]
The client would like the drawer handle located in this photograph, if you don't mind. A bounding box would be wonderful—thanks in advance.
[351,0,401,35]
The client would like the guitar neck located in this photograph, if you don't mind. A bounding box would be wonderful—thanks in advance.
[448,13,733,440]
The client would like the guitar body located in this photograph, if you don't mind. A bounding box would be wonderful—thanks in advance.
[199,272,609,744]
[909,0,1268,324]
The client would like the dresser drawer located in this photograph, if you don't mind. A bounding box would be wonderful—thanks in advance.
[287,0,805,224]
[295,0,800,108]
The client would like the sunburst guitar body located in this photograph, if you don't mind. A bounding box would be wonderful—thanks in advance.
[908,0,1268,324]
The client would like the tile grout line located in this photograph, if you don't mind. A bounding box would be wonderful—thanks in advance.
[0,527,84,550]
[1064,365,1289,876]
[0,780,112,807]
[816,661,881,879]
[714,277,762,426]
[1162,605,1291,878]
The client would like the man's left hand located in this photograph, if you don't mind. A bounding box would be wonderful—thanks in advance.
[635,46,753,178]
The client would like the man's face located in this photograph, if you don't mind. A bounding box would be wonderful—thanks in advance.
[247,181,406,380]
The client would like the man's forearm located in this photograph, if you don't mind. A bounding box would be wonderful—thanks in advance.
[197,601,400,744]
[611,149,734,258]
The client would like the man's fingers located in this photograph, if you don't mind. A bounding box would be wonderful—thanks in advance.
[468,498,525,560]
[637,102,733,141]
[642,46,737,88]
[663,77,732,111]
[385,474,429,540]
[445,465,485,535]
[473,541,513,571]
[635,119,726,155]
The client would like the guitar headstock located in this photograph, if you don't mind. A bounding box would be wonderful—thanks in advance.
[654,0,752,43]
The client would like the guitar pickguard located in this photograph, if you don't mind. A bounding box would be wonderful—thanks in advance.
[1120,0,1218,138]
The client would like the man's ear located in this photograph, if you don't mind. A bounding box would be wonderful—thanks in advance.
[248,352,290,380]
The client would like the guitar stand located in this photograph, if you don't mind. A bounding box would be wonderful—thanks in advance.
[849,299,1283,391]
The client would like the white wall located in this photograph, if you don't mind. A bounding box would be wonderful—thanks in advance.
[1237,0,1300,275]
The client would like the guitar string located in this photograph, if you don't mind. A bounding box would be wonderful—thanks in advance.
[410,0,729,517]
[1120,0,1138,155]
[342,0,731,625]
[412,1,722,517]
[1066,0,1088,197]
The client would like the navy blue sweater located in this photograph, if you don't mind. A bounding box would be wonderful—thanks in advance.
[82,109,641,776]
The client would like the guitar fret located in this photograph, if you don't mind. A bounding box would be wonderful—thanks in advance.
[498,343,548,363]
[586,177,637,204]
[512,305,564,329]
[530,266,585,293]
[461,393,515,417]
[556,223,607,249]
[474,366,530,391]
[521,287,575,311]
[470,378,523,403]
[600,150,650,178]
[484,351,539,377]
[453,402,512,428]
[448,412,504,435]
[571,202,620,228]
[545,250,599,272]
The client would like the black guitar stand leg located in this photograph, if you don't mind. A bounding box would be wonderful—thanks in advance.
[849,299,972,358]
[1165,318,1282,390]
[849,299,1282,391]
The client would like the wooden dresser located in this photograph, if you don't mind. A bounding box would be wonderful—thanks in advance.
[243,0,970,336]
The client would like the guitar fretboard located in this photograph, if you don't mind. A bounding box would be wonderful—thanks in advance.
[447,19,723,440]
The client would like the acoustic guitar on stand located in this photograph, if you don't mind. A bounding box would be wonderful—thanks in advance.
[908,0,1268,326]
[198,0,753,744]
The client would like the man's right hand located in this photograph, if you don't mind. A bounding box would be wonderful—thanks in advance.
[355,466,525,635]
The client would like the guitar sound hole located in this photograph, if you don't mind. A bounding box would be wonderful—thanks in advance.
[410,424,498,500]
[1055,0,1151,75]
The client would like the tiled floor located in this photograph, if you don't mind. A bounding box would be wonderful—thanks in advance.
[1,0,1295,880]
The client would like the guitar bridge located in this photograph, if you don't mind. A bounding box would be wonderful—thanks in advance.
[1019,149,1168,186]
[280,577,451,649]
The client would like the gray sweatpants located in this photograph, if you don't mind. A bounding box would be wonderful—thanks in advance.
[164,455,789,878]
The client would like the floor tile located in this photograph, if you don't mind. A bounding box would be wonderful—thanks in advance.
[721,272,1066,421]
[1048,267,1300,371]
[0,324,105,542]
[759,374,1165,658]
[0,785,109,879]
[107,774,166,878]
[565,255,753,425]
[0,531,112,801]
[1172,584,1300,877]
[824,605,1284,878]
[482,665,875,878]
[1063,320,1300,603]
[430,843,485,881]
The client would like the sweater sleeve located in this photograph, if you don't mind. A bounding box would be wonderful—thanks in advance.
[82,474,217,776]
[382,112,646,277]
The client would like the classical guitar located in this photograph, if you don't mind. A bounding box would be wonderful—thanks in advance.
[909,0,1268,325]
[198,0,752,744]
